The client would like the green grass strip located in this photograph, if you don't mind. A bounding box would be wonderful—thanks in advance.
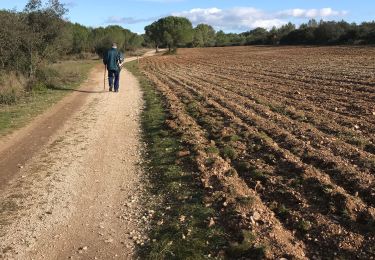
[126,61,226,259]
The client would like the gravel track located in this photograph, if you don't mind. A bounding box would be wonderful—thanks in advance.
[0,59,150,259]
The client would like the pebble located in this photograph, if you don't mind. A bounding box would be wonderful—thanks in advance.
[208,218,215,227]
[105,238,114,243]
[252,211,261,221]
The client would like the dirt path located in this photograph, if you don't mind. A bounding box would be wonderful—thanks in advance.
[0,57,152,259]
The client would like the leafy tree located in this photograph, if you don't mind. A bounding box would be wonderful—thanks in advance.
[358,21,375,44]
[21,0,68,76]
[145,16,193,52]
[215,30,230,46]
[0,10,24,70]
[314,21,346,44]
[193,24,216,47]
[69,23,91,54]
[145,22,163,51]
[244,27,268,44]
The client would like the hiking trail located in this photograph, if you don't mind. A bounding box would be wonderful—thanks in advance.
[0,54,154,259]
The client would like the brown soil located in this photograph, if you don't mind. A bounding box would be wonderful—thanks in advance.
[140,46,375,259]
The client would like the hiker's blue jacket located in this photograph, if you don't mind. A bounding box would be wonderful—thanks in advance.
[103,48,124,71]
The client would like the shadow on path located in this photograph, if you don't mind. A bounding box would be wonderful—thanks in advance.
[49,86,107,94]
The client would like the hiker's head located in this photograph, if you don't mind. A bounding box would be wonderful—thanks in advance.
[112,43,117,49]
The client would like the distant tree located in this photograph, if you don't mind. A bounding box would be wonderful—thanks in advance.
[70,23,90,54]
[266,23,295,45]
[244,27,268,44]
[314,21,346,44]
[280,27,315,45]
[145,16,193,52]
[127,33,144,51]
[268,26,278,45]
[308,19,319,28]
[144,22,163,52]
[215,30,230,46]
[193,24,216,47]
[358,21,375,44]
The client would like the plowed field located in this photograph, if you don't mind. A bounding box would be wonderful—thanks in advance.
[140,46,375,259]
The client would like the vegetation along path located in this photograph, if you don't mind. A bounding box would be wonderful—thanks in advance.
[0,54,155,259]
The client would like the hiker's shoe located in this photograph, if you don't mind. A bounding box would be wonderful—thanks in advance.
[109,87,113,92]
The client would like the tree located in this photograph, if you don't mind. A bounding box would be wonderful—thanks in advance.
[193,24,216,47]
[22,0,68,76]
[145,22,163,52]
[244,27,268,45]
[145,16,193,52]
[314,21,346,44]
[0,10,24,70]
[70,23,90,54]
[215,30,230,46]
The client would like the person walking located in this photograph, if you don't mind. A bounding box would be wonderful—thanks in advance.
[103,43,125,92]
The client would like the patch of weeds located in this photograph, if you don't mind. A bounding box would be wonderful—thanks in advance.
[249,168,267,182]
[290,176,304,188]
[206,146,220,154]
[126,61,227,259]
[340,209,351,220]
[364,143,375,154]
[362,158,375,172]
[225,168,238,177]
[224,134,241,142]
[230,135,241,142]
[297,219,312,233]
[0,200,19,213]
[236,196,255,207]
[289,145,304,155]
[269,105,288,115]
[346,136,368,148]
[257,131,273,144]
[276,204,290,219]
[186,101,200,118]
[235,161,253,173]
[222,145,238,160]
[263,153,277,164]
[322,184,334,195]
[205,157,215,166]
[227,184,237,196]
[227,230,267,259]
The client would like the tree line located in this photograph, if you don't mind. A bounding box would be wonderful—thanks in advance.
[1,0,374,77]
[144,17,375,51]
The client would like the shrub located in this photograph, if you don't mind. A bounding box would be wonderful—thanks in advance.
[223,145,238,160]
[0,72,25,105]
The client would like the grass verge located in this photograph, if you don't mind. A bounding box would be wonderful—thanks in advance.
[126,60,227,259]
[0,60,98,136]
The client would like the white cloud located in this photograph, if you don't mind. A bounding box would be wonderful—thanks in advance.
[173,7,285,31]
[173,7,348,31]
[279,8,348,18]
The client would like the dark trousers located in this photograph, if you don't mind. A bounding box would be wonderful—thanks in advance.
[108,70,120,91]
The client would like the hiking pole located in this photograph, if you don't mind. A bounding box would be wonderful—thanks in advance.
[104,65,106,90]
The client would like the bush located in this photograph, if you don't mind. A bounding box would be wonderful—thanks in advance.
[0,72,25,105]
[223,145,238,160]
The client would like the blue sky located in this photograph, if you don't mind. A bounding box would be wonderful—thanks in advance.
[1,0,374,33]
